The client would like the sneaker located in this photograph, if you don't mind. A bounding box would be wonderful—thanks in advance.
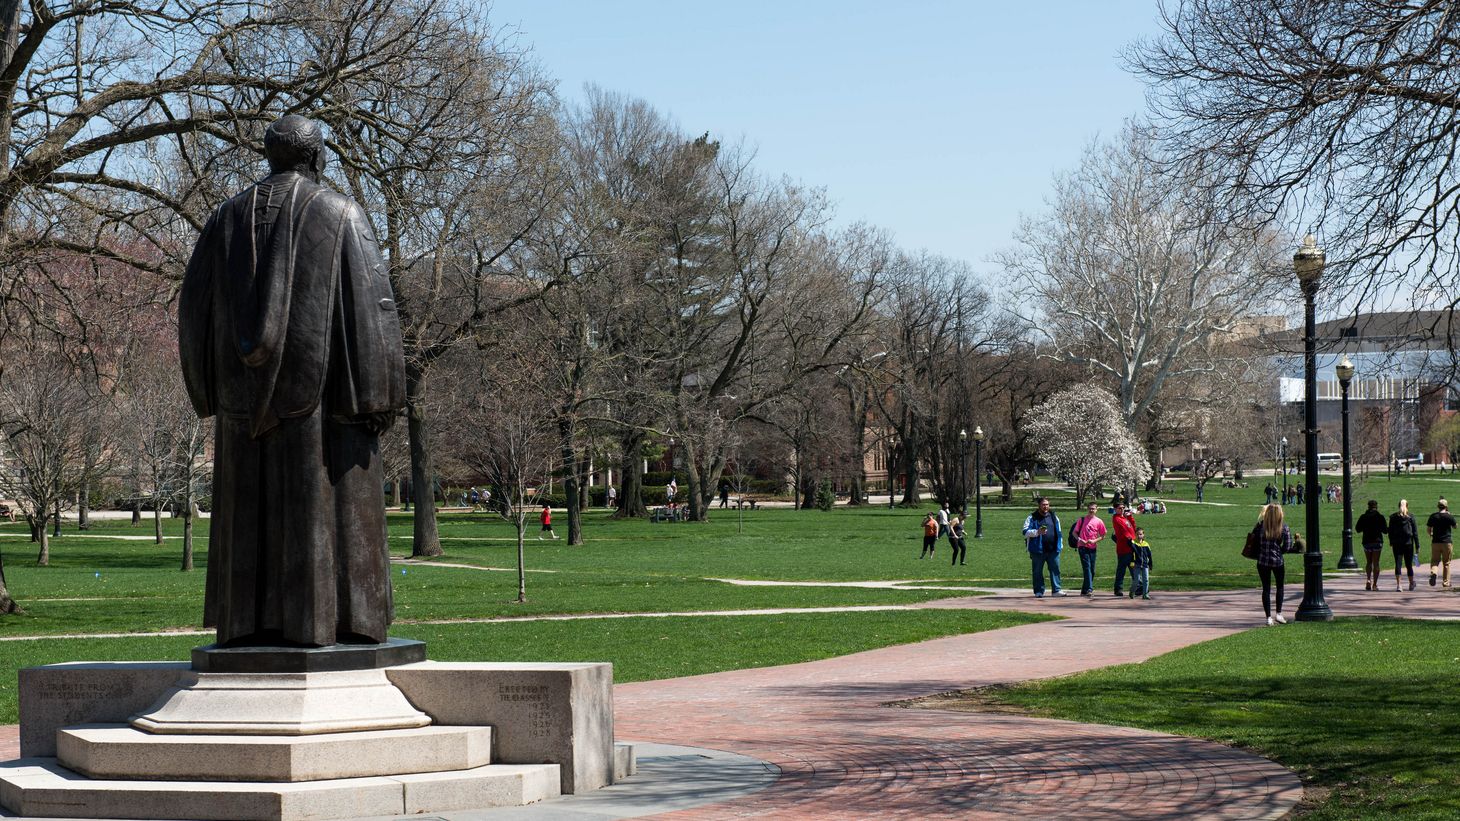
[1364,582,1371,591]
[1141,594,1150,600]
[1410,579,1417,591]
[1080,591,1092,597]
[1431,573,1438,587]
[1266,616,1274,626]
[1397,582,1403,592]
[1055,591,1068,597]
[1274,613,1287,624]
[1034,593,1044,598]
[1112,590,1124,597]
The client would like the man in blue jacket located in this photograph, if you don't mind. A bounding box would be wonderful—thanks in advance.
[1023,496,1065,597]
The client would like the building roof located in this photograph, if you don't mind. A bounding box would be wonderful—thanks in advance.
[1257,310,1455,356]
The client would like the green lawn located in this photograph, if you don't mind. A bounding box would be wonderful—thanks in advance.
[0,608,1050,725]
[1,470,1454,638]
[980,617,1460,820]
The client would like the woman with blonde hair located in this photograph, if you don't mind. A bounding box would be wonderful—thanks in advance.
[1251,504,1295,625]
[1389,499,1419,591]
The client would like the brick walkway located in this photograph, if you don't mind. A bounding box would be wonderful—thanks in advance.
[2,572,1455,818]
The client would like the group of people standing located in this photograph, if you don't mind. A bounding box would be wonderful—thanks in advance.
[1019,497,1153,599]
[920,503,969,565]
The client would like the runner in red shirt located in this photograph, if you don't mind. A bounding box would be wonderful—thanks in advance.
[539,504,557,540]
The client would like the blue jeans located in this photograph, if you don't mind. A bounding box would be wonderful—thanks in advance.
[1114,553,1133,593]
[1032,550,1062,596]
[1078,548,1098,594]
[1132,566,1150,596]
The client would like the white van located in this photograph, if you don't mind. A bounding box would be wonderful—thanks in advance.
[1317,452,1342,470]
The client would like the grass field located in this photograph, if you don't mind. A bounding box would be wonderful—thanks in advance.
[0,469,1453,638]
[980,617,1460,820]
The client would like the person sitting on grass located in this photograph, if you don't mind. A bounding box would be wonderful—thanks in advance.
[1129,527,1153,599]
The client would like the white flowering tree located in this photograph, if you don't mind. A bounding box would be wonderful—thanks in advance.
[1025,384,1153,508]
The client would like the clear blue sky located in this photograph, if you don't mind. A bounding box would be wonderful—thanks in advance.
[488,0,1162,272]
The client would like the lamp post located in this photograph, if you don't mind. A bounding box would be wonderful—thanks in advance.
[887,436,898,509]
[1336,355,1358,570]
[958,429,969,516]
[1294,235,1333,621]
[1280,436,1288,500]
[973,426,985,538]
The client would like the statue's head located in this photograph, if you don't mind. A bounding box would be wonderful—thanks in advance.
[264,115,325,178]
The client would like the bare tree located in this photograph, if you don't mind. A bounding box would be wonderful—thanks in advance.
[119,359,211,568]
[1133,0,1460,301]
[1001,124,1281,433]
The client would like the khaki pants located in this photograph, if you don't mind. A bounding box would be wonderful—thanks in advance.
[1431,542,1453,586]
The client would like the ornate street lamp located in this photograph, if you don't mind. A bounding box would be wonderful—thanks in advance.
[972,426,986,538]
[958,429,969,516]
[1336,355,1358,570]
[1294,235,1333,621]
[1280,436,1288,500]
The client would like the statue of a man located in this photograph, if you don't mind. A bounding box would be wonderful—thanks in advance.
[178,115,406,647]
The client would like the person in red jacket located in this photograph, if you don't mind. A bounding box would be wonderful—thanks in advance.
[1111,501,1137,597]
[539,504,558,540]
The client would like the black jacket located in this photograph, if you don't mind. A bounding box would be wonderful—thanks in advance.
[1356,509,1387,545]
[1388,512,1419,548]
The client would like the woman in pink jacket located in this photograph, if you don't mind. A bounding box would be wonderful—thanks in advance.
[1070,501,1108,596]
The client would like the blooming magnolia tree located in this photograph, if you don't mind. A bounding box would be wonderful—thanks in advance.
[1025,384,1153,508]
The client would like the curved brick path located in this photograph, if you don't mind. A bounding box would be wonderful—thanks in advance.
[2,572,1456,818]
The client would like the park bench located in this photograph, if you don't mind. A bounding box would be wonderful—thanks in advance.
[733,497,759,510]
[651,506,686,523]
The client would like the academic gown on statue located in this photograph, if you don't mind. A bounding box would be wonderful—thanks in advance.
[178,171,406,647]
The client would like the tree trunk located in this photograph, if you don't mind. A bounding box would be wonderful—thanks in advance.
[181,483,195,571]
[35,513,49,565]
[683,440,708,522]
[614,430,648,518]
[514,503,527,604]
[52,499,61,537]
[406,362,442,558]
[392,477,402,507]
[558,417,583,546]
[0,548,19,613]
[78,483,90,530]
[899,441,922,505]
[26,514,37,542]
[153,501,163,545]
[131,499,141,526]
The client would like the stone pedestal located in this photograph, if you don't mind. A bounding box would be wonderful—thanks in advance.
[2,657,633,820]
[130,669,431,735]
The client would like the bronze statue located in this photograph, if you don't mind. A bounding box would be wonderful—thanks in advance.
[178,115,406,647]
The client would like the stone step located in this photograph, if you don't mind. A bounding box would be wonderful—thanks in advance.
[58,724,491,783]
[0,758,561,821]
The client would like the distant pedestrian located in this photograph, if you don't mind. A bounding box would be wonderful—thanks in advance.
[1251,504,1296,626]
[1070,501,1107,597]
[1295,484,1305,505]
[1195,481,1205,503]
[539,504,557,540]
[1389,499,1419,591]
[1355,499,1387,591]
[920,512,938,559]
[1022,496,1064,597]
[606,485,617,510]
[948,515,967,566]
[1428,498,1455,588]
[1111,502,1137,596]
[1129,527,1153,599]
[936,503,951,538]
[1264,482,1276,504]
[719,479,730,509]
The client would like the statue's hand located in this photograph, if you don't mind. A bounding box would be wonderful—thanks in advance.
[360,411,397,435]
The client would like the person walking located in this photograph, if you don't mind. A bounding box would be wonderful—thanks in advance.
[948,514,968,566]
[1022,496,1065,597]
[1427,498,1456,588]
[719,479,730,509]
[1070,501,1107,596]
[606,485,617,510]
[539,503,557,540]
[1389,499,1419,591]
[1110,502,1137,597]
[1129,527,1154,599]
[1264,482,1277,505]
[936,502,951,539]
[1251,504,1296,626]
[920,512,938,559]
[1354,499,1388,591]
